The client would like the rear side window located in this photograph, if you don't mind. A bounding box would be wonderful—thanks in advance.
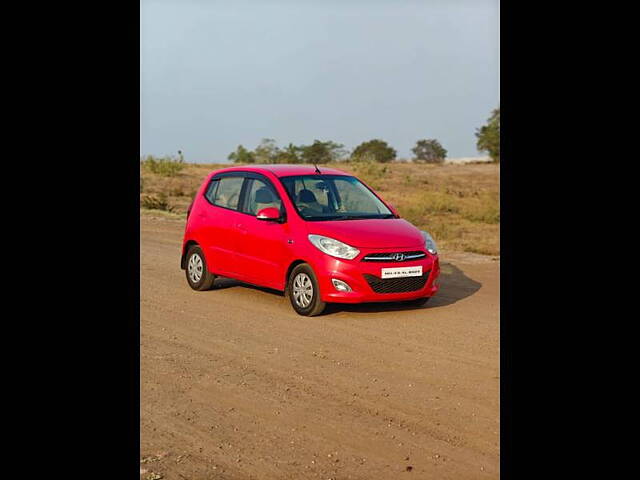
[212,176,244,210]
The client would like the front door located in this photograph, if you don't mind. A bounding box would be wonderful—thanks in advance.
[235,177,290,290]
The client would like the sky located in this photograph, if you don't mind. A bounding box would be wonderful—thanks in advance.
[140,0,499,163]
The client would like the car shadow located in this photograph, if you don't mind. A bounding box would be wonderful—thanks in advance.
[323,262,482,315]
[212,262,481,316]
[213,277,285,296]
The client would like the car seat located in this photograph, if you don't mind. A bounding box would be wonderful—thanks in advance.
[296,189,324,214]
[253,187,280,214]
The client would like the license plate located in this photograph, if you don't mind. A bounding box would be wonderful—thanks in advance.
[381,266,423,279]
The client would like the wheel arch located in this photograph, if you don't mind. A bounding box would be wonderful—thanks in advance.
[181,240,199,269]
[284,259,308,294]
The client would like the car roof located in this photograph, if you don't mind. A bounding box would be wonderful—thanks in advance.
[210,164,351,178]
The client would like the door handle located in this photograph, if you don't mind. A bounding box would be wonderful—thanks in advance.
[236,223,247,234]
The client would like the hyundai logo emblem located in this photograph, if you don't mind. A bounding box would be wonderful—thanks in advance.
[392,253,405,262]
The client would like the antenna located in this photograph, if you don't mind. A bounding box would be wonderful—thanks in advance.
[314,163,321,174]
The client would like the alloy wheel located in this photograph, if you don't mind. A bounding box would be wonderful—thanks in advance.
[292,272,313,308]
[188,253,203,283]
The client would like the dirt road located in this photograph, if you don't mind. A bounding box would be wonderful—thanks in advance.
[140,215,500,479]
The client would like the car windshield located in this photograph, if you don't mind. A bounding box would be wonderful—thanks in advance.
[279,174,394,221]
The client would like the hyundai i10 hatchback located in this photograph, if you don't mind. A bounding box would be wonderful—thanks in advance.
[181,165,440,316]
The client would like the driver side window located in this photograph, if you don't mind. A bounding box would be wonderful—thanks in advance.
[243,178,282,215]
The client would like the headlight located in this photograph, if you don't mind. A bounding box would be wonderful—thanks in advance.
[421,231,438,255]
[308,234,360,260]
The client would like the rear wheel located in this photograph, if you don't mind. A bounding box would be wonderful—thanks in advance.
[185,245,216,291]
[287,264,326,316]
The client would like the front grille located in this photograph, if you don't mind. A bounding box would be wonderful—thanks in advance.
[363,270,430,294]
[361,251,426,262]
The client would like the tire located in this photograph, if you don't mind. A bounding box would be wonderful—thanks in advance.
[287,263,326,316]
[185,245,216,291]
[405,296,430,307]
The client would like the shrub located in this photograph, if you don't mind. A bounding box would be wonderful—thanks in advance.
[141,193,174,212]
[253,138,279,163]
[274,143,302,164]
[299,140,347,164]
[227,139,348,164]
[476,107,500,162]
[228,145,256,164]
[352,139,396,163]
[412,139,447,163]
[141,154,185,177]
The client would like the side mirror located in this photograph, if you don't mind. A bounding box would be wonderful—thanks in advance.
[387,203,400,218]
[256,207,282,222]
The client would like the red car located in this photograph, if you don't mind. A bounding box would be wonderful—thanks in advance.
[181,165,440,316]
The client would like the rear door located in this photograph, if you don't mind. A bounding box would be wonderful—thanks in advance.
[197,174,247,276]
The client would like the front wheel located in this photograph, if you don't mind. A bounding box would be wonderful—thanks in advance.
[287,264,326,316]
[185,245,216,291]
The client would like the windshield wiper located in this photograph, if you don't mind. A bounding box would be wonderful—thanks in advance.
[332,215,392,220]
[303,214,394,221]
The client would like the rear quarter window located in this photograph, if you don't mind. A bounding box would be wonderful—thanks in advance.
[204,179,219,204]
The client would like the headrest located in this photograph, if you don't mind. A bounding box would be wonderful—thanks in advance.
[297,189,317,203]
[255,187,274,203]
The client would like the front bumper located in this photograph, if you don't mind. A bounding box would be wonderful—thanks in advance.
[309,248,440,304]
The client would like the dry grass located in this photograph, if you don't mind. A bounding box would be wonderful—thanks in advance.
[140,162,499,256]
[140,155,185,177]
[140,192,175,212]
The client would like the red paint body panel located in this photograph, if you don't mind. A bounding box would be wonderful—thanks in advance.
[304,218,424,248]
[233,214,293,290]
[182,165,440,304]
[306,247,440,303]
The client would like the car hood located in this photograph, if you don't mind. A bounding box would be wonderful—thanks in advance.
[305,218,425,249]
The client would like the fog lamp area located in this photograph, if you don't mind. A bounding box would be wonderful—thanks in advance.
[331,279,352,292]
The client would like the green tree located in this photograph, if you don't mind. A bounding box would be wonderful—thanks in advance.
[227,145,255,164]
[273,143,302,164]
[352,139,396,163]
[476,107,500,162]
[253,138,280,163]
[299,140,346,164]
[412,139,447,163]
